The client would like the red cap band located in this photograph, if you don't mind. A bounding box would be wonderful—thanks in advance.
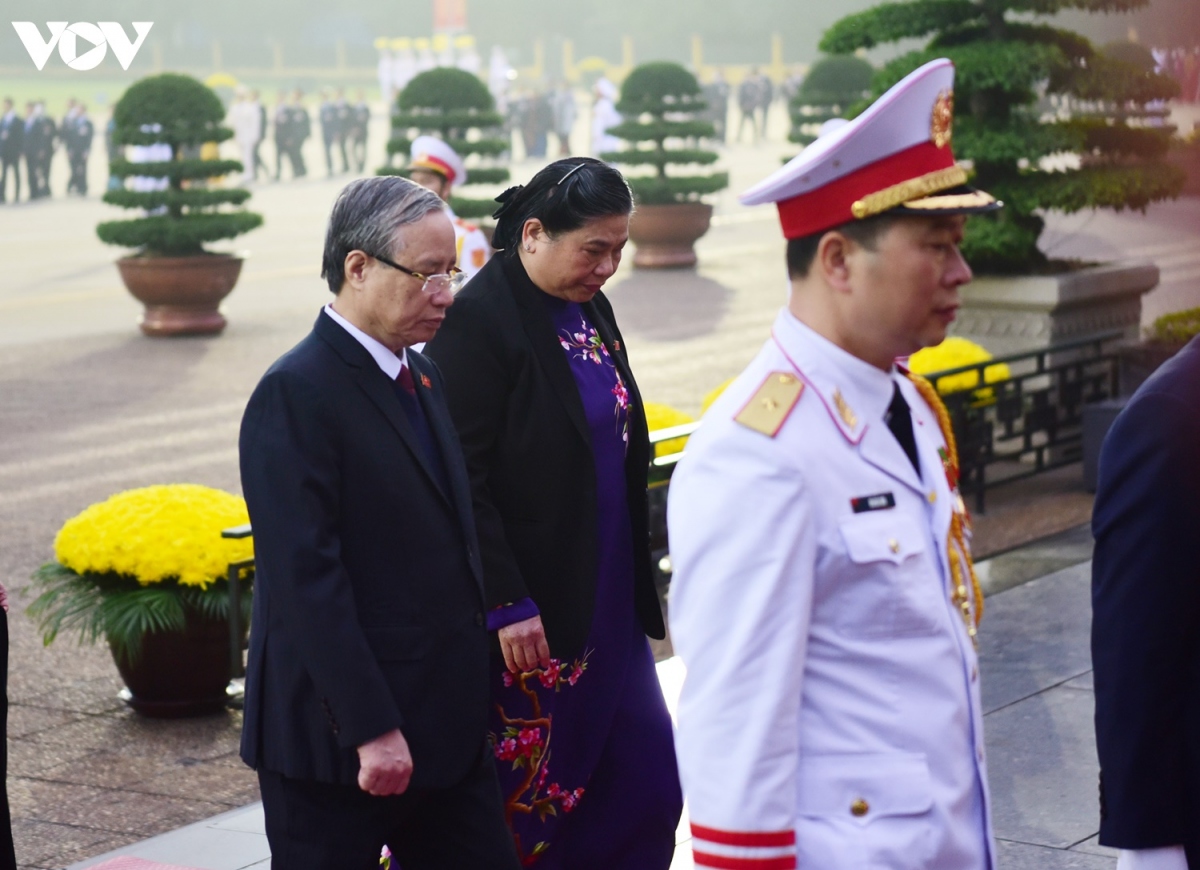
[413,154,457,184]
[776,141,957,240]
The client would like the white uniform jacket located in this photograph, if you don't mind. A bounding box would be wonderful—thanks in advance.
[447,206,491,282]
[668,309,995,870]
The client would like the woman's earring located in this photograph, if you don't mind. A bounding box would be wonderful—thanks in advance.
[525,245,534,253]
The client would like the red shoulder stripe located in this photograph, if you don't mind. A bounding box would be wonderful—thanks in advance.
[691,825,795,848]
[693,851,797,870]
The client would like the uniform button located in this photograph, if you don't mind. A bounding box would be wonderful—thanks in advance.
[928,491,937,503]
[474,612,484,627]
[888,539,900,554]
[850,798,869,817]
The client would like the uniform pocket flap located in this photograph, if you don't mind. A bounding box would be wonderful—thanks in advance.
[839,513,926,565]
[796,753,934,819]
[361,625,430,662]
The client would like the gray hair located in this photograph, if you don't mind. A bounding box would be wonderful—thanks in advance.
[321,176,445,294]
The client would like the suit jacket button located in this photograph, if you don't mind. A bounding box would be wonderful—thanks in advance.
[475,612,484,627]
[850,798,869,817]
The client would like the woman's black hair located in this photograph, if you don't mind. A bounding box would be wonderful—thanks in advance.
[491,157,633,255]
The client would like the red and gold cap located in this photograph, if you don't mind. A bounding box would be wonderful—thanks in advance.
[740,58,999,240]
[409,135,467,186]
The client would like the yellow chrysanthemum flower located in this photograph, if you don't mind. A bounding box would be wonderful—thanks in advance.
[644,403,695,458]
[908,337,1011,396]
[701,378,736,416]
[54,484,253,588]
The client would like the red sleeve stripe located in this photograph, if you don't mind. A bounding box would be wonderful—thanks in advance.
[691,824,796,847]
[693,851,797,870]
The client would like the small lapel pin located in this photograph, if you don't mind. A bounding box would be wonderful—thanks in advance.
[420,374,432,389]
[613,340,621,351]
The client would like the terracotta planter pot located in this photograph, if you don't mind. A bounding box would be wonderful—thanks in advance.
[629,202,714,269]
[116,253,244,337]
[110,610,233,718]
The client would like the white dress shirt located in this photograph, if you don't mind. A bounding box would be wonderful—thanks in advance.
[323,303,407,379]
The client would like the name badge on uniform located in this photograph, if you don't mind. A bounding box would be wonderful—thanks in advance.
[851,492,896,513]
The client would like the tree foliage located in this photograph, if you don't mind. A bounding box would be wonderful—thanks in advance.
[602,62,729,205]
[789,55,876,146]
[378,68,509,220]
[820,0,1183,271]
[816,0,1180,271]
[98,74,262,257]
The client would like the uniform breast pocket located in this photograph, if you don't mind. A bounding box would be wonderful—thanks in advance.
[795,752,936,869]
[830,512,940,638]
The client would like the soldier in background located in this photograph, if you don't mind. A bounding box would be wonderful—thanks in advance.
[702,70,730,145]
[23,102,50,200]
[250,90,268,181]
[348,89,370,174]
[66,104,94,196]
[289,89,310,179]
[319,89,340,177]
[273,92,291,181]
[407,135,491,283]
[0,98,23,203]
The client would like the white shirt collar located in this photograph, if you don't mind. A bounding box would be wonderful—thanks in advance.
[775,308,899,432]
[324,303,407,379]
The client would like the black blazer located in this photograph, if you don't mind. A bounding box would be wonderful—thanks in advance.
[1092,335,1200,865]
[425,254,664,659]
[239,311,489,789]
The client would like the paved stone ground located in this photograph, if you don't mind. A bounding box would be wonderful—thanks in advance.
[0,101,1197,867]
[62,548,1115,870]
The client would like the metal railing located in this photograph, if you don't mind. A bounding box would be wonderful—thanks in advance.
[921,330,1124,512]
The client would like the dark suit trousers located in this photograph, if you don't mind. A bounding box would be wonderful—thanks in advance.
[257,740,519,870]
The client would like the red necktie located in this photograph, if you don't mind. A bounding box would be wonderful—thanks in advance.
[396,364,416,396]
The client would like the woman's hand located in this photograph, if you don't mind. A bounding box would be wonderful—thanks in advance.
[498,615,552,674]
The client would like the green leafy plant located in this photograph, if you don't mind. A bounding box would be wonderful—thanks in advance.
[98,73,263,256]
[378,68,510,219]
[1148,306,1200,345]
[821,0,1185,273]
[28,563,250,665]
[602,61,729,205]
[789,54,876,147]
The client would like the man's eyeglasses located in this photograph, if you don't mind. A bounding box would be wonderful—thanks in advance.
[371,252,467,295]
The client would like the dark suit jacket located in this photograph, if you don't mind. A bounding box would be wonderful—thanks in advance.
[1093,335,1200,865]
[239,310,490,789]
[0,114,21,161]
[424,254,665,660]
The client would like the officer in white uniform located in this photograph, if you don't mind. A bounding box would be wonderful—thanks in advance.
[667,59,1002,870]
[407,135,492,282]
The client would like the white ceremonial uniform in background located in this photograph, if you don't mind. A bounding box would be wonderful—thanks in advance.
[668,309,994,870]
[448,207,491,282]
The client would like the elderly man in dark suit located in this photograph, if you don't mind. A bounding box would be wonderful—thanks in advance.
[1092,334,1200,870]
[239,175,520,870]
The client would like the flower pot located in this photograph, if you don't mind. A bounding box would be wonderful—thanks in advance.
[115,253,244,337]
[110,610,233,718]
[629,202,714,269]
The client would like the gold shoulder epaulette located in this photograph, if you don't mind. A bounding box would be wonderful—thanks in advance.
[734,372,805,437]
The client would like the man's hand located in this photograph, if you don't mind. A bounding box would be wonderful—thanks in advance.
[498,615,551,674]
[357,729,413,796]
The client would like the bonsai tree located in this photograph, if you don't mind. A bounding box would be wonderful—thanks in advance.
[378,67,509,219]
[789,54,875,148]
[821,0,1185,273]
[602,61,729,205]
[98,73,262,256]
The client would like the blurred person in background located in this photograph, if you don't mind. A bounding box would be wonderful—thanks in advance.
[551,82,577,157]
[425,157,683,869]
[65,104,94,196]
[407,136,491,282]
[737,68,762,143]
[230,89,262,185]
[0,98,23,203]
[349,89,370,174]
[590,78,621,158]
[289,89,311,178]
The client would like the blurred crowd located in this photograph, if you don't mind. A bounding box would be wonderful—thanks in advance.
[1154,46,1200,104]
[0,98,96,204]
